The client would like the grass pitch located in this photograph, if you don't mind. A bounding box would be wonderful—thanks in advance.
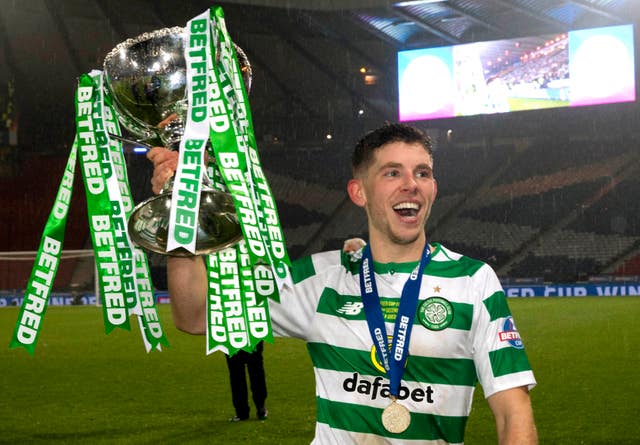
[2,297,639,444]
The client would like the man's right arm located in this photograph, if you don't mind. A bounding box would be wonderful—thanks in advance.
[147,147,208,335]
[166,256,208,335]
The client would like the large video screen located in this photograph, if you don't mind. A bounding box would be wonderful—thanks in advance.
[398,24,635,121]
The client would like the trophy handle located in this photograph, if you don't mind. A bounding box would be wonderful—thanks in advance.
[108,133,154,152]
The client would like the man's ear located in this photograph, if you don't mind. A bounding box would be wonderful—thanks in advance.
[347,178,366,208]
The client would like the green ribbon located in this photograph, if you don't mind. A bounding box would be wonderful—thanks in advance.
[133,249,169,350]
[166,11,210,254]
[205,240,274,355]
[98,73,169,350]
[9,139,78,354]
[77,73,130,334]
[205,162,274,354]
[208,6,291,295]
[89,72,139,317]
[10,73,169,354]
[199,6,293,355]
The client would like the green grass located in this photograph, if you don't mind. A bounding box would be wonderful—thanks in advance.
[507,97,569,111]
[2,297,640,444]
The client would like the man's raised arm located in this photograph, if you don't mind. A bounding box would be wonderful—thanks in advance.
[166,256,208,334]
[148,147,208,335]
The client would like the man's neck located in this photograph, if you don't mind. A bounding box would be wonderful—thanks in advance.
[368,237,428,263]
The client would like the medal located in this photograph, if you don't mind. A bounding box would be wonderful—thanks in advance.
[359,244,431,435]
[381,399,411,434]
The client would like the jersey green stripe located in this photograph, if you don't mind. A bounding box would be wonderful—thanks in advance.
[293,244,486,282]
[450,302,473,330]
[316,397,467,443]
[347,257,485,278]
[373,261,419,274]
[427,257,484,278]
[483,290,512,321]
[410,354,478,387]
[308,342,477,386]
[489,347,532,377]
[291,255,316,283]
[316,288,473,330]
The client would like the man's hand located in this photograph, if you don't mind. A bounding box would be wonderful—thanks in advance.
[343,238,366,253]
[147,147,178,194]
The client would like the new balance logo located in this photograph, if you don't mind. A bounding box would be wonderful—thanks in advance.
[336,302,364,316]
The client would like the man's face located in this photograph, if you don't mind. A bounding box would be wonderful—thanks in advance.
[348,141,437,248]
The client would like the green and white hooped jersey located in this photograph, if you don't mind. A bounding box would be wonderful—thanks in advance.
[270,243,536,445]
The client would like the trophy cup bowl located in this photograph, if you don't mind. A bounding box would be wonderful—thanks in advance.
[104,27,251,256]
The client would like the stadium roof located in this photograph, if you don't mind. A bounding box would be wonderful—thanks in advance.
[0,0,636,152]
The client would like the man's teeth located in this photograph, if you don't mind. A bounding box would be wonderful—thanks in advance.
[393,202,420,217]
[393,202,419,210]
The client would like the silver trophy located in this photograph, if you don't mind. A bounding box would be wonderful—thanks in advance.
[103,27,252,256]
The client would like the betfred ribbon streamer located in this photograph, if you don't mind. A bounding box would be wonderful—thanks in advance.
[10,73,168,354]
[9,140,79,354]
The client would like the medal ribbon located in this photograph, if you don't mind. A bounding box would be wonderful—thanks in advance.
[359,244,431,397]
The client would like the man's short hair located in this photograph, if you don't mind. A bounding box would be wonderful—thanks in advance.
[351,122,433,176]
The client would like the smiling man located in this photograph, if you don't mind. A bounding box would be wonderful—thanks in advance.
[150,122,537,444]
[347,126,438,260]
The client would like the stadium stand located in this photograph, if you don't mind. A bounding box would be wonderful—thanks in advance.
[1,153,88,291]
[426,134,640,282]
[614,253,640,276]
[433,142,515,194]
[4,130,640,289]
[568,176,640,237]
[252,134,640,284]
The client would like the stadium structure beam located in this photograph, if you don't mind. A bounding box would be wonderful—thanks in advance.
[488,0,568,31]
[228,37,324,120]
[259,15,388,120]
[44,0,84,76]
[444,1,508,36]
[295,10,388,80]
[93,0,127,42]
[567,0,626,23]
[347,11,406,49]
[294,10,398,111]
[390,5,461,44]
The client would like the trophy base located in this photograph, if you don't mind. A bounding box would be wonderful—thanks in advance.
[128,190,243,257]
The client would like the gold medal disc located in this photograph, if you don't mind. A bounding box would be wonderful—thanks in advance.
[381,400,411,434]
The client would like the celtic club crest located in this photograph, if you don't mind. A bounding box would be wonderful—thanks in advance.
[417,297,454,331]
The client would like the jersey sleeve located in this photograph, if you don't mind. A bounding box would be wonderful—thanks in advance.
[471,264,537,398]
[269,251,341,341]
